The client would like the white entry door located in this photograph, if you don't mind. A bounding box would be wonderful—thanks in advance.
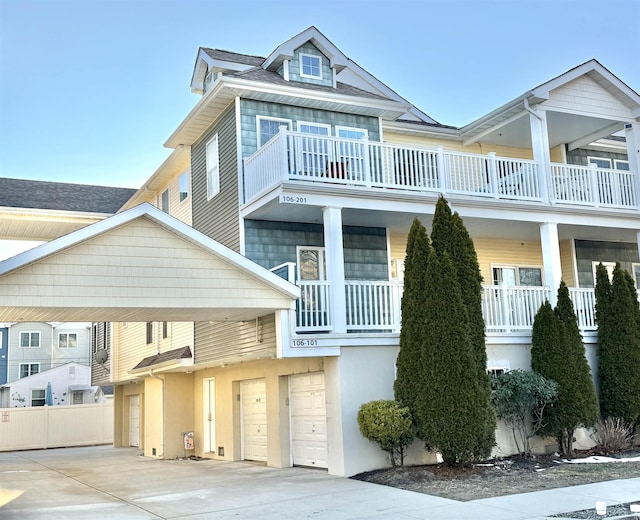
[129,395,140,447]
[290,372,328,468]
[204,378,216,454]
[241,379,267,462]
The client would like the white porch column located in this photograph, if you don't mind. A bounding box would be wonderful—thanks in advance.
[624,123,640,207]
[540,222,562,306]
[529,108,552,202]
[323,206,347,333]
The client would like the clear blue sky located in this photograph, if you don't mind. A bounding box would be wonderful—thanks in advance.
[1,0,639,188]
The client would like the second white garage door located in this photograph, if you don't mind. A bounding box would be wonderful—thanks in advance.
[290,372,328,468]
[241,378,267,462]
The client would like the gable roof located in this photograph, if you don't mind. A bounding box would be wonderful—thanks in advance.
[262,25,349,73]
[459,59,640,148]
[0,203,299,323]
[0,178,136,214]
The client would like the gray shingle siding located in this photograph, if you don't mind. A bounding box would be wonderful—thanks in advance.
[574,240,639,288]
[240,99,379,158]
[191,105,241,252]
[567,147,628,166]
[245,220,388,280]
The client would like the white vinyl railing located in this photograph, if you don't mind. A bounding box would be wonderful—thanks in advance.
[568,288,597,330]
[296,281,332,331]
[551,163,636,208]
[344,281,402,331]
[482,285,550,332]
[243,129,637,210]
[291,280,601,335]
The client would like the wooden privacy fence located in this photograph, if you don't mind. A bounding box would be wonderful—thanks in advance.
[0,401,113,451]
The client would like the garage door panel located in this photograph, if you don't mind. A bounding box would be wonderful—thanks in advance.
[241,379,267,462]
[290,372,327,468]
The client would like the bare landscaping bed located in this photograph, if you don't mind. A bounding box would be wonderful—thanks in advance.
[352,448,640,502]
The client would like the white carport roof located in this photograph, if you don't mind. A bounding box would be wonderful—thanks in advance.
[0,203,299,323]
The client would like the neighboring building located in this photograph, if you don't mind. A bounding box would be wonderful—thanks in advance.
[0,27,638,477]
[0,361,95,408]
[3,321,91,384]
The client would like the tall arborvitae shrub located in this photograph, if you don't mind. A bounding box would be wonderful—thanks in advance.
[394,218,430,414]
[415,248,494,465]
[533,282,599,454]
[430,196,495,455]
[431,197,487,372]
[531,301,564,441]
[596,263,640,425]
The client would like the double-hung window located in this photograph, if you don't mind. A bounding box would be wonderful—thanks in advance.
[633,263,640,290]
[58,333,78,348]
[161,189,170,213]
[31,389,46,406]
[588,157,612,169]
[298,122,331,176]
[19,363,40,378]
[146,322,153,345]
[206,134,220,199]
[20,332,40,348]
[257,117,291,147]
[492,266,543,286]
[179,172,189,202]
[300,53,322,80]
[335,126,368,177]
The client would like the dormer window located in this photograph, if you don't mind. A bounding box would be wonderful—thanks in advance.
[300,53,322,79]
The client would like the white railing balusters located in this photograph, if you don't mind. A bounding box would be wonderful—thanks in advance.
[243,129,637,210]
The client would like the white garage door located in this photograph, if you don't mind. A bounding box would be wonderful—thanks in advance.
[241,378,267,462]
[129,395,140,448]
[290,372,327,468]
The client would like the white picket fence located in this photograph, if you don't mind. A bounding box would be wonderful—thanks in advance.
[0,401,113,451]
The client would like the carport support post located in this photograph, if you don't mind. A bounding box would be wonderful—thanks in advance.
[323,206,346,334]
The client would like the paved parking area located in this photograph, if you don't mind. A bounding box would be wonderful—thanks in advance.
[0,446,639,519]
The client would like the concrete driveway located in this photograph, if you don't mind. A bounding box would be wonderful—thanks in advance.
[1,446,639,519]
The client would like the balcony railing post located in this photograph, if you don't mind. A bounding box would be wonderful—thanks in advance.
[279,126,290,178]
[436,146,447,192]
[488,152,499,198]
[588,163,600,207]
[362,135,371,186]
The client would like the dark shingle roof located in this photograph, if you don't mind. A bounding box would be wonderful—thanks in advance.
[228,67,392,101]
[202,48,265,67]
[0,178,136,214]
[132,346,193,370]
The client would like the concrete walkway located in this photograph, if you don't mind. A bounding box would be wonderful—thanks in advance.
[0,446,638,519]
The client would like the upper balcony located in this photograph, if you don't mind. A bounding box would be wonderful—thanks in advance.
[243,129,638,211]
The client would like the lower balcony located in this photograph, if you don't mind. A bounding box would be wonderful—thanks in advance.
[244,129,638,210]
[293,281,600,335]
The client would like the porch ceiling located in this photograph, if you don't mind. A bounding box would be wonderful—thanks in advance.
[242,191,638,243]
[0,204,299,324]
[468,110,626,150]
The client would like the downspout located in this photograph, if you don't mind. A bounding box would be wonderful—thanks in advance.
[148,369,164,458]
[523,97,542,121]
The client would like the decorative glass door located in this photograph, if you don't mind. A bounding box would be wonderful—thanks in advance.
[296,247,330,330]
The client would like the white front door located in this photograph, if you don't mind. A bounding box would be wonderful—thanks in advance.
[129,395,140,447]
[241,379,267,462]
[204,378,216,454]
[290,372,328,468]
